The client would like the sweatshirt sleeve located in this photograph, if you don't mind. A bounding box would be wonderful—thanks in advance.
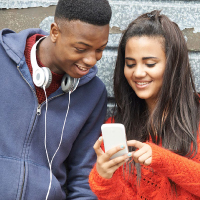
[66,84,107,199]
[89,164,137,200]
[148,139,200,197]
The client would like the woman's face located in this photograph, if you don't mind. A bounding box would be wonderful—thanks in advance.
[124,36,166,110]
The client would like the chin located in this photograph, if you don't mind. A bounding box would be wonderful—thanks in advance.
[135,93,149,100]
[139,97,149,100]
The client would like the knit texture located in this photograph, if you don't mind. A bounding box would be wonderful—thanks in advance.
[89,118,200,200]
[24,34,64,104]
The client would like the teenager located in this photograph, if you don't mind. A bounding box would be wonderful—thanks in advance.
[0,0,111,199]
[89,10,200,199]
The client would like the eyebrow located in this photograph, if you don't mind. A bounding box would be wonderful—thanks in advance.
[125,56,158,60]
[142,57,158,60]
[76,41,108,48]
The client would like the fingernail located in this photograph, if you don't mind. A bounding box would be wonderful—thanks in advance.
[99,136,102,141]
[127,152,132,157]
[120,145,124,149]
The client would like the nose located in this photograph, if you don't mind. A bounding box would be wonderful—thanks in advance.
[133,65,146,78]
[83,51,98,67]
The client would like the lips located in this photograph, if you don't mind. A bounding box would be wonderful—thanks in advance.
[75,64,89,71]
[135,81,152,88]
[74,63,91,77]
[136,81,151,85]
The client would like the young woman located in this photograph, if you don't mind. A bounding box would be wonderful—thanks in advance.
[89,10,200,199]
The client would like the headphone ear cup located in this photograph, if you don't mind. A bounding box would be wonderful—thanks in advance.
[33,67,46,88]
[42,67,52,89]
[61,74,79,93]
[33,67,52,89]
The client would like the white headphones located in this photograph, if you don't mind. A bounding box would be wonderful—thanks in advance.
[30,36,80,93]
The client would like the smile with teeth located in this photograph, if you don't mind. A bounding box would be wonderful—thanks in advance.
[76,64,88,71]
[136,81,151,86]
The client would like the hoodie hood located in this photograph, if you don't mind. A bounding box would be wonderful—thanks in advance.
[0,28,98,87]
[0,28,47,65]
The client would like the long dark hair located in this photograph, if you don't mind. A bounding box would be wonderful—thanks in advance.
[114,10,200,158]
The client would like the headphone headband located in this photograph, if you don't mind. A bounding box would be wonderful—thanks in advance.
[30,36,80,92]
[31,36,52,89]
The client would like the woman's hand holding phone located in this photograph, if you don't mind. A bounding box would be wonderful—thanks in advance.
[93,137,132,179]
[93,123,152,179]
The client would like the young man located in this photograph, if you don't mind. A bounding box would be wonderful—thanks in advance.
[0,0,111,199]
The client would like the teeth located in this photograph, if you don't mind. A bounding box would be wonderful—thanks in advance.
[76,65,88,71]
[136,82,150,85]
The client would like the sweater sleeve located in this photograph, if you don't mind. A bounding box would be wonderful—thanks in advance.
[149,139,200,197]
[89,164,137,200]
[89,117,137,200]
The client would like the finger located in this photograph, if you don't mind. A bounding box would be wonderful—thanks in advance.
[105,152,132,168]
[96,152,131,179]
[133,147,148,159]
[104,144,127,161]
[110,159,127,172]
[127,140,144,149]
[133,144,152,159]
[97,158,127,179]
[143,157,152,166]
[136,151,152,164]
[93,136,104,156]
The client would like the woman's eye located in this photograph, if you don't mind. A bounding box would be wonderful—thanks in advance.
[146,63,156,67]
[126,64,136,68]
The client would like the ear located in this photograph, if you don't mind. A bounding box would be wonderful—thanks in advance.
[50,23,60,43]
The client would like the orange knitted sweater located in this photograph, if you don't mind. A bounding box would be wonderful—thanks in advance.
[89,118,200,200]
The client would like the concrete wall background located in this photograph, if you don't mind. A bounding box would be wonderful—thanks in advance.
[1,0,200,117]
[0,0,58,9]
[0,6,55,32]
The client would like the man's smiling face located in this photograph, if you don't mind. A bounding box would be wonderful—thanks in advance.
[50,20,109,78]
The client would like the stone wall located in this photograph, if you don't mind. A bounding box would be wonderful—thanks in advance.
[1,0,200,117]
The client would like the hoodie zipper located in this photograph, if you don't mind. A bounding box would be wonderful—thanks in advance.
[17,65,64,200]
[37,105,41,115]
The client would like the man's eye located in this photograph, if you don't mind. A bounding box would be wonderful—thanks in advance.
[96,49,104,53]
[75,48,86,52]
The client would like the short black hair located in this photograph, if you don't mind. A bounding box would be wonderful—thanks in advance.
[55,0,112,26]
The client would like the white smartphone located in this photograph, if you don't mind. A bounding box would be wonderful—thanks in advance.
[101,123,128,159]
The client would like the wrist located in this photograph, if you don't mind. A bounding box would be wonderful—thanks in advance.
[96,164,113,179]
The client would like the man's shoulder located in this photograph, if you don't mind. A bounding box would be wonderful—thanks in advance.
[79,66,106,91]
[0,28,48,64]
[86,75,106,92]
[75,75,107,105]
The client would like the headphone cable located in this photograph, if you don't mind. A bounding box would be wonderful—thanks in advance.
[43,86,71,200]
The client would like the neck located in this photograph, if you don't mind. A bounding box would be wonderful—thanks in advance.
[146,99,156,114]
[37,37,63,74]
[37,37,50,66]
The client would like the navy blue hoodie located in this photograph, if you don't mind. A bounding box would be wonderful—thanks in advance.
[0,28,107,200]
